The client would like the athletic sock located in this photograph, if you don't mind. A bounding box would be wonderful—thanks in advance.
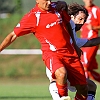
[87,91,95,100]
[75,93,87,100]
[56,82,68,97]
[49,81,61,100]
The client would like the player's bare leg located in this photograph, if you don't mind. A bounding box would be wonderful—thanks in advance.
[55,67,68,97]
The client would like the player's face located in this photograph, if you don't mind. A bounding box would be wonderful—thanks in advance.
[36,0,51,11]
[71,11,87,31]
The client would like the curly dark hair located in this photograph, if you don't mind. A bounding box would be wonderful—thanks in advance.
[68,3,88,22]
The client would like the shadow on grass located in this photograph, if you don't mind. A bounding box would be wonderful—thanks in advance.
[0,96,51,99]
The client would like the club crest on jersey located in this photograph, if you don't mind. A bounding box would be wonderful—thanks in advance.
[46,19,62,28]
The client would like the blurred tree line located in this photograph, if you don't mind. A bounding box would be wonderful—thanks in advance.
[0,0,22,13]
[0,0,100,14]
[0,0,35,14]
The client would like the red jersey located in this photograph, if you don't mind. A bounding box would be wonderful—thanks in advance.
[14,3,87,86]
[81,5,100,39]
[14,3,77,57]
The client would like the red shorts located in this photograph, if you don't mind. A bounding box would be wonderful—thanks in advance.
[43,51,87,86]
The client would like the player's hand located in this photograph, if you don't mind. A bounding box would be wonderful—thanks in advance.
[56,1,68,12]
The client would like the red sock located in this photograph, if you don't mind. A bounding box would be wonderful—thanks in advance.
[75,93,87,100]
[56,82,68,97]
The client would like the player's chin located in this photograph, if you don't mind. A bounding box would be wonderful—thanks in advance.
[45,6,50,10]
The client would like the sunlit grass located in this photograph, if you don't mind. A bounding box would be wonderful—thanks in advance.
[0,78,100,100]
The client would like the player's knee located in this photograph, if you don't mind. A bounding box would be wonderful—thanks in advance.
[87,79,97,92]
[55,67,67,83]
[56,71,67,80]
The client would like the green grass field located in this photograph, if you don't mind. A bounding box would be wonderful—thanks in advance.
[0,78,100,100]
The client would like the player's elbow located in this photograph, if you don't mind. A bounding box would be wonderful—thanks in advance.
[10,31,17,42]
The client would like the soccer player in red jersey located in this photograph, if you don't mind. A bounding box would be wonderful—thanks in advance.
[0,0,88,100]
[81,0,100,82]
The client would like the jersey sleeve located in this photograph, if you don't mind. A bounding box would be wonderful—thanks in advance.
[70,20,75,30]
[70,20,77,44]
[51,2,70,23]
[76,38,88,48]
[97,7,100,25]
[14,12,36,37]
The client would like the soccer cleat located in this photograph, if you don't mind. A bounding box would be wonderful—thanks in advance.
[60,96,72,100]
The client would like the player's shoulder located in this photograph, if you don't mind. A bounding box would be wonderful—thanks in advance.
[28,4,42,15]
[70,20,75,29]
[92,5,100,10]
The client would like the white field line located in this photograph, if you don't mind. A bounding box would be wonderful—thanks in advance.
[0,49,100,55]
[0,49,42,55]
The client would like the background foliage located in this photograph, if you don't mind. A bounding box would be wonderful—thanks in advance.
[0,0,100,14]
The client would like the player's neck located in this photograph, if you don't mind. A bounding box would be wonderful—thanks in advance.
[85,4,94,9]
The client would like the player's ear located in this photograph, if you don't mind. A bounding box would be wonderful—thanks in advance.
[71,15,75,20]
[36,0,39,4]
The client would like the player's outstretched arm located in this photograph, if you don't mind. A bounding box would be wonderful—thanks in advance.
[0,31,17,52]
[67,22,83,58]
[83,37,100,47]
